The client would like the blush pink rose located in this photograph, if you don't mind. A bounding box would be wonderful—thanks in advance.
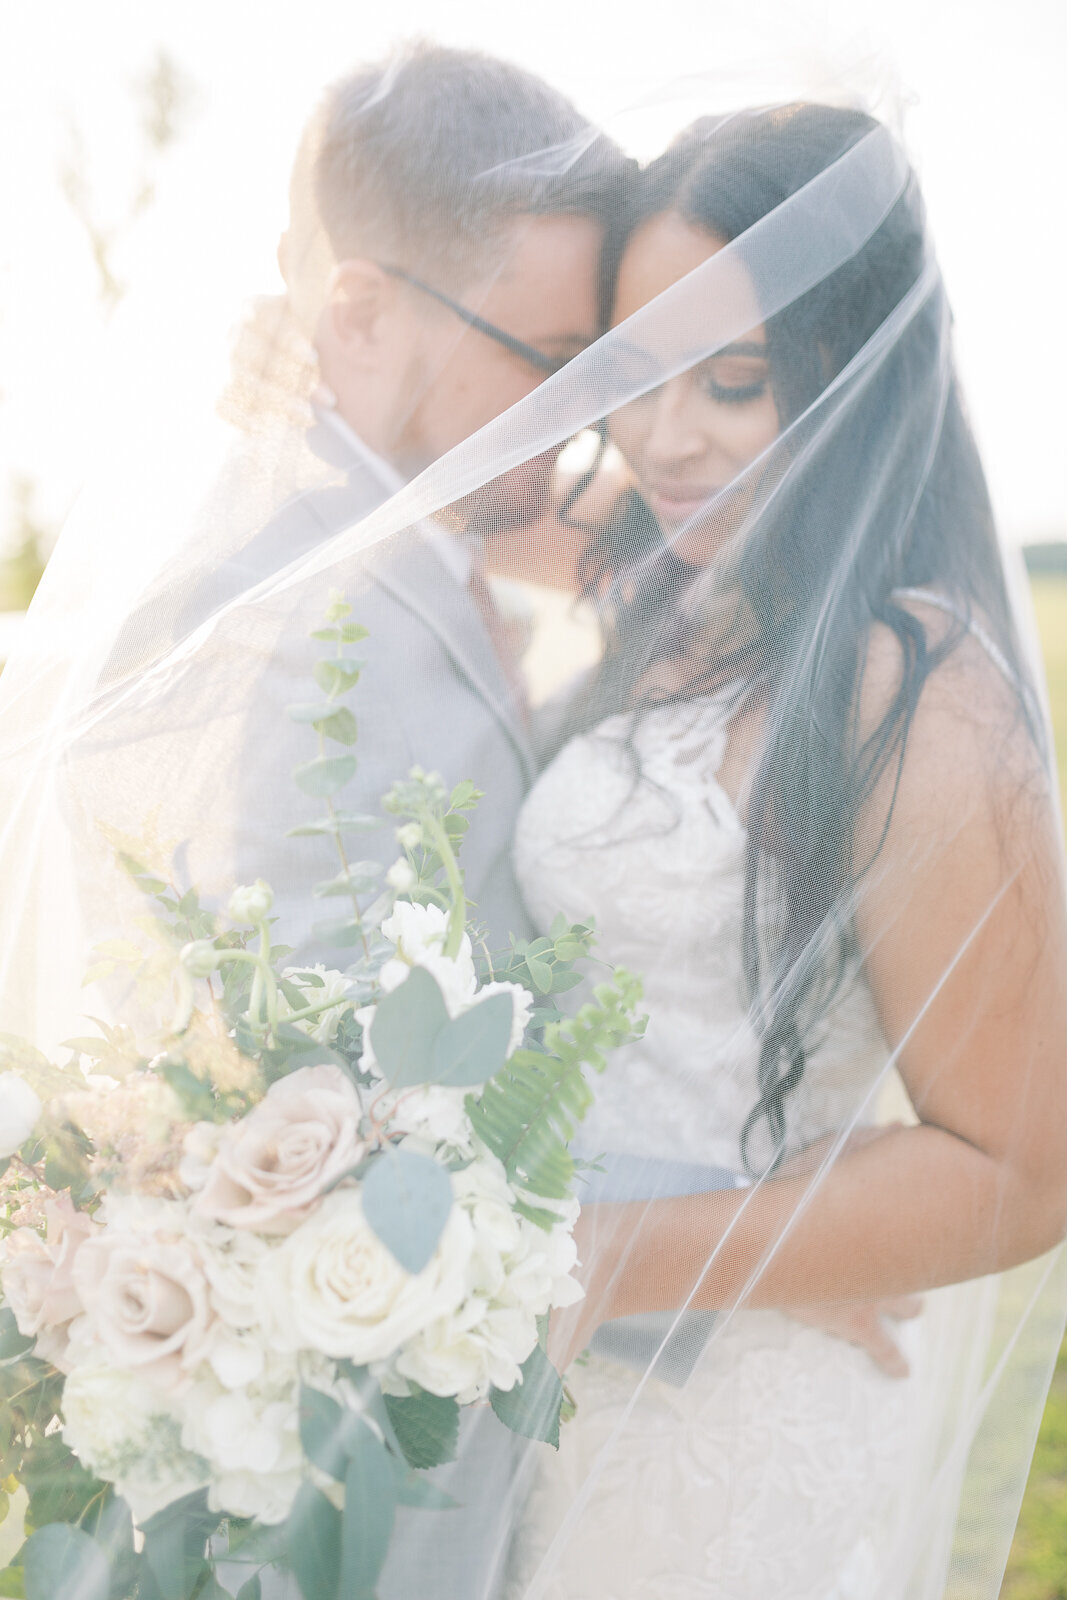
[192,1064,365,1233]
[1,1194,97,1370]
[73,1224,213,1386]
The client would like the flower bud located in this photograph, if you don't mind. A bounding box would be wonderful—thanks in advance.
[395,823,422,851]
[0,1072,43,1158]
[228,880,274,924]
[181,940,220,979]
[385,858,417,893]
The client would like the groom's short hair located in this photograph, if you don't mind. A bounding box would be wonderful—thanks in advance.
[312,41,630,292]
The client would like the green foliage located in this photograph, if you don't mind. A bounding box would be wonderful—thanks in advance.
[22,1524,109,1600]
[383,1391,460,1473]
[340,1426,396,1599]
[140,1492,222,1600]
[285,1484,341,1600]
[490,1342,564,1449]
[360,1148,454,1275]
[467,970,646,1214]
[369,968,513,1089]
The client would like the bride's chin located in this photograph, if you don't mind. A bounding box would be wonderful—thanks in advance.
[660,519,731,569]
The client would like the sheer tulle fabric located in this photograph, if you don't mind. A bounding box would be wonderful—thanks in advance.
[0,85,1064,1600]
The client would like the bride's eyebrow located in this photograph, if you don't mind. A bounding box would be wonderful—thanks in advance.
[710,340,768,358]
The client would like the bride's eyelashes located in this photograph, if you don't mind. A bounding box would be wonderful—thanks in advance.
[697,357,771,406]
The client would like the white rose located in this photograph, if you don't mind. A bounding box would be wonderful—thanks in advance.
[261,1188,472,1365]
[0,1073,42,1158]
[379,903,478,1011]
[62,1364,209,1524]
[193,1064,365,1233]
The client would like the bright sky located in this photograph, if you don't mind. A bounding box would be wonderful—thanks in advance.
[1,0,1064,549]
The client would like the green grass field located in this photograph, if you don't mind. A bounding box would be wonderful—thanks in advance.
[1001,576,1067,1600]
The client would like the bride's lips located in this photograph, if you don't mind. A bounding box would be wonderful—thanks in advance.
[644,483,723,525]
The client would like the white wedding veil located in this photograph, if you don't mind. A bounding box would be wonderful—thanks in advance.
[1,40,1064,1600]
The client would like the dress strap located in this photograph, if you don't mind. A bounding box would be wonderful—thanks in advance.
[890,586,1019,690]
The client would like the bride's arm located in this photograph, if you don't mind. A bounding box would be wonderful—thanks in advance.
[559,625,1067,1350]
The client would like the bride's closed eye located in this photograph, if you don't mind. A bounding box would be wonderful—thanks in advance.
[697,352,770,406]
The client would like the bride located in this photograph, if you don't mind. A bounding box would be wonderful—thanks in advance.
[502,103,1067,1598]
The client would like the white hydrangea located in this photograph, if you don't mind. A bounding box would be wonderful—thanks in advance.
[385,1156,584,1403]
[180,1371,303,1524]
[62,1363,210,1523]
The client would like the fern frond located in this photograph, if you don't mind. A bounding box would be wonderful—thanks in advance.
[466,970,645,1215]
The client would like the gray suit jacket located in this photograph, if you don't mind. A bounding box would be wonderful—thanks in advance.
[172,419,536,960]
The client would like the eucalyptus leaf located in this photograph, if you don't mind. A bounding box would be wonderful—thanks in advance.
[236,1578,263,1600]
[550,970,584,993]
[369,967,449,1087]
[23,1525,109,1600]
[340,1423,396,1600]
[525,956,554,993]
[362,1148,453,1274]
[287,704,359,745]
[286,1482,341,1600]
[490,1341,563,1447]
[314,659,363,697]
[140,1492,219,1600]
[311,917,366,948]
[429,992,513,1087]
[287,813,381,839]
[314,863,382,898]
[294,755,358,798]
[299,1385,366,1481]
[0,1309,34,1360]
[311,622,369,644]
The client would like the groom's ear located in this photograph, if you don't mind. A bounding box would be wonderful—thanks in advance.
[325,260,402,364]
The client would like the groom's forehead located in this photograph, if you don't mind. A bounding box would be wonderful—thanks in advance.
[475,212,604,337]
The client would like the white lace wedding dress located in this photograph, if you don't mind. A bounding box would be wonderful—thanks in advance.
[506,687,980,1600]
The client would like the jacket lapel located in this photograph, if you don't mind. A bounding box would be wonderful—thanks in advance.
[368,532,537,787]
[307,419,536,785]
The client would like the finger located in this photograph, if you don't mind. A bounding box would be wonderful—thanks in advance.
[856,1319,911,1380]
[882,1295,923,1322]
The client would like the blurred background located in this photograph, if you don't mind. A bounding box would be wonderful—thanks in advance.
[1,2,1064,1591]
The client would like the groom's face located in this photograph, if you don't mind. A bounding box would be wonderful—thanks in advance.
[395,213,604,472]
[322,213,603,485]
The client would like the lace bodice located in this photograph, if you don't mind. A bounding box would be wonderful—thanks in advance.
[514,694,889,1172]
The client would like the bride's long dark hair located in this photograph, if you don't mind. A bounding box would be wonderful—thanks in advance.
[574,104,1038,1169]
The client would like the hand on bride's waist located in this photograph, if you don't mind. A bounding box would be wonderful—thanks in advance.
[548,1124,920,1379]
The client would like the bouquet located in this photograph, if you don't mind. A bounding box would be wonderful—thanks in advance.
[0,594,644,1600]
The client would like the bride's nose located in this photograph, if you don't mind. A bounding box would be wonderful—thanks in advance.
[642,379,713,469]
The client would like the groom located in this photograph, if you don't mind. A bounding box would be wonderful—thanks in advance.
[166,40,629,972]
[177,41,629,1600]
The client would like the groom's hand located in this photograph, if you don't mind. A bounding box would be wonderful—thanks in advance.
[785,1296,922,1379]
[775,1123,922,1377]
